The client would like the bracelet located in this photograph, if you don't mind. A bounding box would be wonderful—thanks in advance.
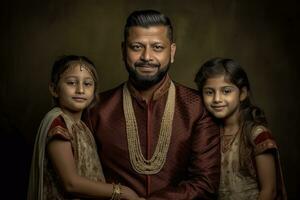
[111,183,121,200]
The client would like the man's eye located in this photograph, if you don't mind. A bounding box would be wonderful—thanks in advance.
[153,45,164,51]
[131,44,142,51]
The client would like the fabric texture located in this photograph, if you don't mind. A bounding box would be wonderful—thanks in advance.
[218,126,287,200]
[89,76,221,200]
[27,107,105,200]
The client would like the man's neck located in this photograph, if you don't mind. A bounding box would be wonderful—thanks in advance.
[130,76,167,104]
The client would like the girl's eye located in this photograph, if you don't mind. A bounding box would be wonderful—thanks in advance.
[203,90,213,96]
[84,81,94,86]
[223,88,232,94]
[67,81,77,85]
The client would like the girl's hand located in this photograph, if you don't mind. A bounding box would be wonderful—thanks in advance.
[121,186,144,200]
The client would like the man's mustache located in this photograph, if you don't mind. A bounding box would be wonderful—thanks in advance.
[134,61,160,68]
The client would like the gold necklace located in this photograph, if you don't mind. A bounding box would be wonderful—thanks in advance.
[221,127,240,153]
[123,82,175,174]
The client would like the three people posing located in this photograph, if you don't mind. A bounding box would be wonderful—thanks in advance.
[28,9,286,200]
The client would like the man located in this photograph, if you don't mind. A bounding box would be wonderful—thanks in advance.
[89,10,220,199]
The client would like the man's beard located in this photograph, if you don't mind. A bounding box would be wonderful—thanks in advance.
[125,60,170,90]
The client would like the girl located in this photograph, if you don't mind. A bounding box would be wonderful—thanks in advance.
[194,58,287,200]
[28,55,144,200]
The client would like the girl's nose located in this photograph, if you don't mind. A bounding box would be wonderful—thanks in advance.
[213,92,222,103]
[76,84,84,94]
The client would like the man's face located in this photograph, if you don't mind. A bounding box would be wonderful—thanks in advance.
[123,25,176,89]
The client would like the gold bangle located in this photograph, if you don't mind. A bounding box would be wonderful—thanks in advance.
[115,183,121,200]
[111,183,121,200]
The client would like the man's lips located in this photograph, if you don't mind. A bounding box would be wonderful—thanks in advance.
[135,65,158,73]
[135,62,160,68]
[136,65,156,69]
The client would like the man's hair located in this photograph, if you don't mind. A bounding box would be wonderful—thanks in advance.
[124,9,174,42]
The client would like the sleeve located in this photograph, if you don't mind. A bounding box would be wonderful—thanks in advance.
[148,109,221,200]
[251,126,278,156]
[47,116,73,142]
[251,126,287,199]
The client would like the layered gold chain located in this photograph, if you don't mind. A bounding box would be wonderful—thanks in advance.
[123,82,175,174]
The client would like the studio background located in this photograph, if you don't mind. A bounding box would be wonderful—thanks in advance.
[1,0,299,199]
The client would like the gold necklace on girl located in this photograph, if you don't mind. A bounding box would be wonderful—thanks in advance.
[221,127,240,153]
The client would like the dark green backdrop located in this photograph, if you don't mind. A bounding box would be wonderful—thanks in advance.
[1,0,299,199]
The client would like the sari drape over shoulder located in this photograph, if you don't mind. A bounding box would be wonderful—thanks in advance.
[27,107,105,200]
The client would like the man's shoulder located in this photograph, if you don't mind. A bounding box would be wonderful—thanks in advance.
[98,83,125,100]
[174,82,202,101]
[89,83,125,118]
[173,82,206,119]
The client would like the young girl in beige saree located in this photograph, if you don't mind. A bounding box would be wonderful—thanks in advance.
[195,58,287,200]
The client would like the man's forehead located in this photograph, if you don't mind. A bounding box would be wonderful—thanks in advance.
[127,26,169,40]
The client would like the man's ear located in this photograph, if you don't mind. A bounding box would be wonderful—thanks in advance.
[170,43,176,63]
[240,87,248,101]
[49,83,58,98]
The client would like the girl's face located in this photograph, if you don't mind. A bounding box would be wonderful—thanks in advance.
[52,64,95,114]
[202,75,246,122]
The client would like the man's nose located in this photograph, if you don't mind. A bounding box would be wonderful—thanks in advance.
[140,47,152,62]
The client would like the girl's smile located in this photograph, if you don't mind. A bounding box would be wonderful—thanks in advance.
[72,96,88,102]
[210,105,227,112]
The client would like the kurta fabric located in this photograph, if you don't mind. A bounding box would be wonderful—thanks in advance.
[89,76,221,200]
[218,127,287,200]
[27,107,105,200]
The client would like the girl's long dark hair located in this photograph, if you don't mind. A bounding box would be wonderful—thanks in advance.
[194,57,267,174]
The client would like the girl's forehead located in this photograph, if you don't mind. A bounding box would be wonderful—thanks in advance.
[204,75,235,87]
[61,63,94,78]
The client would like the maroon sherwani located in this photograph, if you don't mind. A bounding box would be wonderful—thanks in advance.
[89,76,220,200]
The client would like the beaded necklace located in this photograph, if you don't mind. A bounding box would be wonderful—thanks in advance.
[122,82,175,174]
